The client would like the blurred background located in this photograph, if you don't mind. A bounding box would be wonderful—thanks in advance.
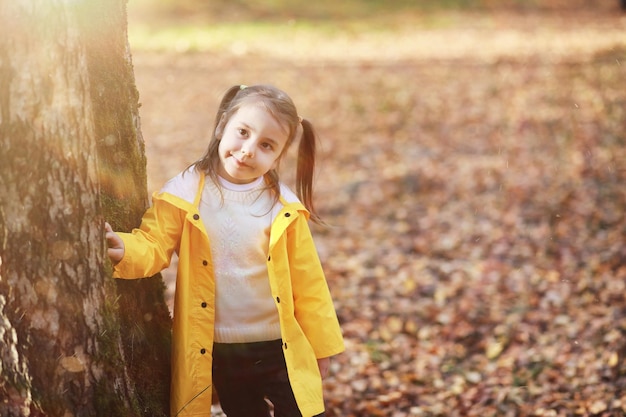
[126,1,626,415]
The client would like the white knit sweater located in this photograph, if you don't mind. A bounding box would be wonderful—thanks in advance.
[199,176,282,343]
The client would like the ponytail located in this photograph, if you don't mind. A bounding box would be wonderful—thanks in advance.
[297,118,322,224]
[213,85,244,131]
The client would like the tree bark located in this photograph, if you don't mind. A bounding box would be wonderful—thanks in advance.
[0,1,170,416]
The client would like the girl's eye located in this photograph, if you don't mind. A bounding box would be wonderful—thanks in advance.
[238,128,248,137]
[261,142,274,151]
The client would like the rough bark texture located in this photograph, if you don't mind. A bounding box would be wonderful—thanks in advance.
[0,1,170,416]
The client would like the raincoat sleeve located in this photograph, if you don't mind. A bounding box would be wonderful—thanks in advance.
[288,215,345,359]
[113,193,184,279]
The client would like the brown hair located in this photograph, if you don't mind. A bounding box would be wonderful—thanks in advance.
[193,84,322,223]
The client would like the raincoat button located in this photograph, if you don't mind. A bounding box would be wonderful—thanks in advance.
[202,260,208,266]
[200,348,206,355]
[283,342,288,350]
[284,212,291,217]
[267,256,271,261]
[276,297,280,303]
[201,302,207,308]
[193,214,200,220]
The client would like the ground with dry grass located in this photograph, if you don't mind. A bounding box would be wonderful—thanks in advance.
[130,6,626,416]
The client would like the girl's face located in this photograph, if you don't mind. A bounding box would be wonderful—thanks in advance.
[217,103,290,184]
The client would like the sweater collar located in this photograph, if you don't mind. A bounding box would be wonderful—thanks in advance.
[217,175,264,192]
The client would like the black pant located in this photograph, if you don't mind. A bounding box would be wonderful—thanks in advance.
[212,340,325,417]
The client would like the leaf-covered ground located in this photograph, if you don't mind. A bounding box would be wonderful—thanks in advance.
[130,6,626,416]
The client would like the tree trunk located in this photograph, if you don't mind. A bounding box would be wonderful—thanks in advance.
[0,1,170,416]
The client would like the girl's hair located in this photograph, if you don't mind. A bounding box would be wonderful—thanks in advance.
[193,84,322,223]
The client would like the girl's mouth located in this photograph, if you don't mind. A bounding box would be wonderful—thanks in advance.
[231,153,251,168]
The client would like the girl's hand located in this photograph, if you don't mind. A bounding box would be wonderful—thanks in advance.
[317,357,330,379]
[104,222,125,264]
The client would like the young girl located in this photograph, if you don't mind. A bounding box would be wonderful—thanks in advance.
[105,84,345,417]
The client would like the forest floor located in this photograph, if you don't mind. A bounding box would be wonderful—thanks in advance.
[129,5,626,416]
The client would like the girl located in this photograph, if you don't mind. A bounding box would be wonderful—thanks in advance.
[105,84,345,417]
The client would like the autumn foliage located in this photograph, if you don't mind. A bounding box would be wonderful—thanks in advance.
[130,4,626,416]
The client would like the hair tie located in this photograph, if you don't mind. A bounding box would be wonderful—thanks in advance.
[298,116,303,123]
[240,84,247,90]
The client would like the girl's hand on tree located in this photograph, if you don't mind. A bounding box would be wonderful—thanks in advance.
[104,222,125,264]
[317,357,331,379]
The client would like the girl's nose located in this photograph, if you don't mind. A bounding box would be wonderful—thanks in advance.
[241,147,253,158]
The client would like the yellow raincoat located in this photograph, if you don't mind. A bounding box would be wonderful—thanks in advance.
[113,169,345,416]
